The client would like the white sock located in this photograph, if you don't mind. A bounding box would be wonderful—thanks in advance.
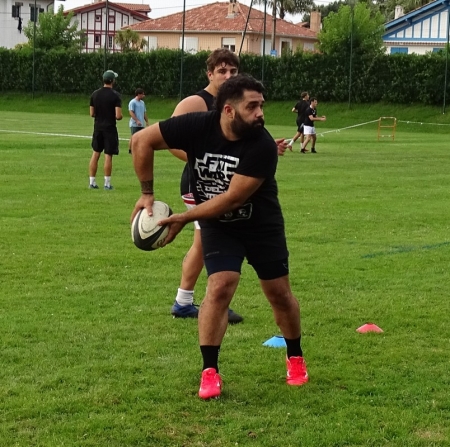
[89,176,96,186]
[104,176,111,187]
[175,288,194,306]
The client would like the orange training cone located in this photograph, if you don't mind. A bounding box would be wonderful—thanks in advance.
[356,323,384,333]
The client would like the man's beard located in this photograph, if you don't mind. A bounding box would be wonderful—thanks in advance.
[231,112,265,138]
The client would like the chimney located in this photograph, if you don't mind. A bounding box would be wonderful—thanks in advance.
[227,0,237,18]
[309,11,321,33]
[394,5,404,19]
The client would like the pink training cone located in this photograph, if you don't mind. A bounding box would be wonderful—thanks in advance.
[356,323,384,333]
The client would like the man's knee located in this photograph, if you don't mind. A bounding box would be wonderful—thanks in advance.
[207,272,239,299]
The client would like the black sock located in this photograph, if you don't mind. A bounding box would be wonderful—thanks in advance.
[200,345,221,372]
[284,337,302,358]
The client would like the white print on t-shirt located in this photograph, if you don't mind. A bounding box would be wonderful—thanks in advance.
[195,153,239,200]
[194,152,252,222]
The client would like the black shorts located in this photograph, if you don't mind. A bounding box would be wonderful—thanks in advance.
[130,126,144,135]
[201,226,289,280]
[296,121,304,133]
[92,129,119,155]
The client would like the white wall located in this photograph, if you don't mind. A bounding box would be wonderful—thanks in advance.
[0,0,54,49]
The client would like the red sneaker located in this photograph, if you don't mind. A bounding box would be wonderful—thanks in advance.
[286,356,309,386]
[198,368,222,399]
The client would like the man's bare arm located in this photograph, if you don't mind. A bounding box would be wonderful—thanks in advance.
[168,95,210,163]
[130,123,170,221]
[159,174,264,244]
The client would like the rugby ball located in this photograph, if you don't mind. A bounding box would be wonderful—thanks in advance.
[131,201,173,251]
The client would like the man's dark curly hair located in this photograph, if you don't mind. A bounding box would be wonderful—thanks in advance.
[215,74,265,112]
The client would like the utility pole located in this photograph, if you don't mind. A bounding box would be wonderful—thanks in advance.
[104,0,109,72]
[32,0,37,99]
[348,2,355,109]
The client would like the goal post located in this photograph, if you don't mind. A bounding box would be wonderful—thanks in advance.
[377,117,397,141]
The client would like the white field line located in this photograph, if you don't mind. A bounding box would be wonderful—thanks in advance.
[0,129,129,141]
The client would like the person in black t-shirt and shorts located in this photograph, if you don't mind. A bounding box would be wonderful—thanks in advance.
[130,74,308,400]
[286,91,309,151]
[301,97,326,154]
[89,70,122,190]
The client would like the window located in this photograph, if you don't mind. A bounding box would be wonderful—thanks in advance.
[30,4,42,23]
[390,47,408,54]
[222,37,235,52]
[281,39,292,56]
[94,34,101,45]
[180,37,198,54]
[147,36,157,51]
[95,15,101,22]
[108,35,113,48]
[12,3,23,18]
[260,38,272,56]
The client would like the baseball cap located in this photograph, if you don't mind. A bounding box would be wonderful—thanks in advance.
[103,70,118,81]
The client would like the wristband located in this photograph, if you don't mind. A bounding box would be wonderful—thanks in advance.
[141,191,154,195]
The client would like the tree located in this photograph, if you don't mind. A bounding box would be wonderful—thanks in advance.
[253,0,314,52]
[363,0,430,22]
[318,2,385,57]
[303,1,346,23]
[114,29,147,53]
[23,5,86,52]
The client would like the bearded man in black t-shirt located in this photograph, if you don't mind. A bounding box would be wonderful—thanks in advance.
[131,74,308,400]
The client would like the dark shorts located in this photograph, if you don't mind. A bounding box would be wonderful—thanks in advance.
[296,121,304,133]
[130,126,144,135]
[92,128,119,155]
[201,226,289,280]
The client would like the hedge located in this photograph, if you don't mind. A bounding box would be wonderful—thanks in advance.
[0,48,448,104]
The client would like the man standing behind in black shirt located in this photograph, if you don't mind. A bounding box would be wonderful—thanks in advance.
[167,49,243,324]
[131,74,308,399]
[89,70,122,190]
[301,97,326,154]
[287,91,309,151]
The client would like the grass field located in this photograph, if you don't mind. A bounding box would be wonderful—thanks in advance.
[1,96,450,446]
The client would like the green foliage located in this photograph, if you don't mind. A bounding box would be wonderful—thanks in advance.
[318,2,385,57]
[368,0,432,21]
[23,5,87,52]
[114,29,147,53]
[254,0,313,19]
[303,0,346,22]
[1,47,450,105]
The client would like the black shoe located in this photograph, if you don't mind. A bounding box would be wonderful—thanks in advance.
[311,149,317,153]
[227,308,243,324]
[300,149,307,154]
[128,149,132,154]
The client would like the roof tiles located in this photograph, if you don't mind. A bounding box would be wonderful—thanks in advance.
[128,1,317,38]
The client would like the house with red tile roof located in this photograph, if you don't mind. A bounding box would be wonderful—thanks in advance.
[64,1,151,52]
[126,1,319,56]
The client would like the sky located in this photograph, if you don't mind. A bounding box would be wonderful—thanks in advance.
[55,0,331,22]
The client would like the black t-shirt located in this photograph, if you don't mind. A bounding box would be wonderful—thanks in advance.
[180,89,215,196]
[304,106,317,127]
[161,111,284,233]
[90,87,122,131]
[294,99,310,124]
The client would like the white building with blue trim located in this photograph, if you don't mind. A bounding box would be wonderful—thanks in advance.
[383,0,450,54]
